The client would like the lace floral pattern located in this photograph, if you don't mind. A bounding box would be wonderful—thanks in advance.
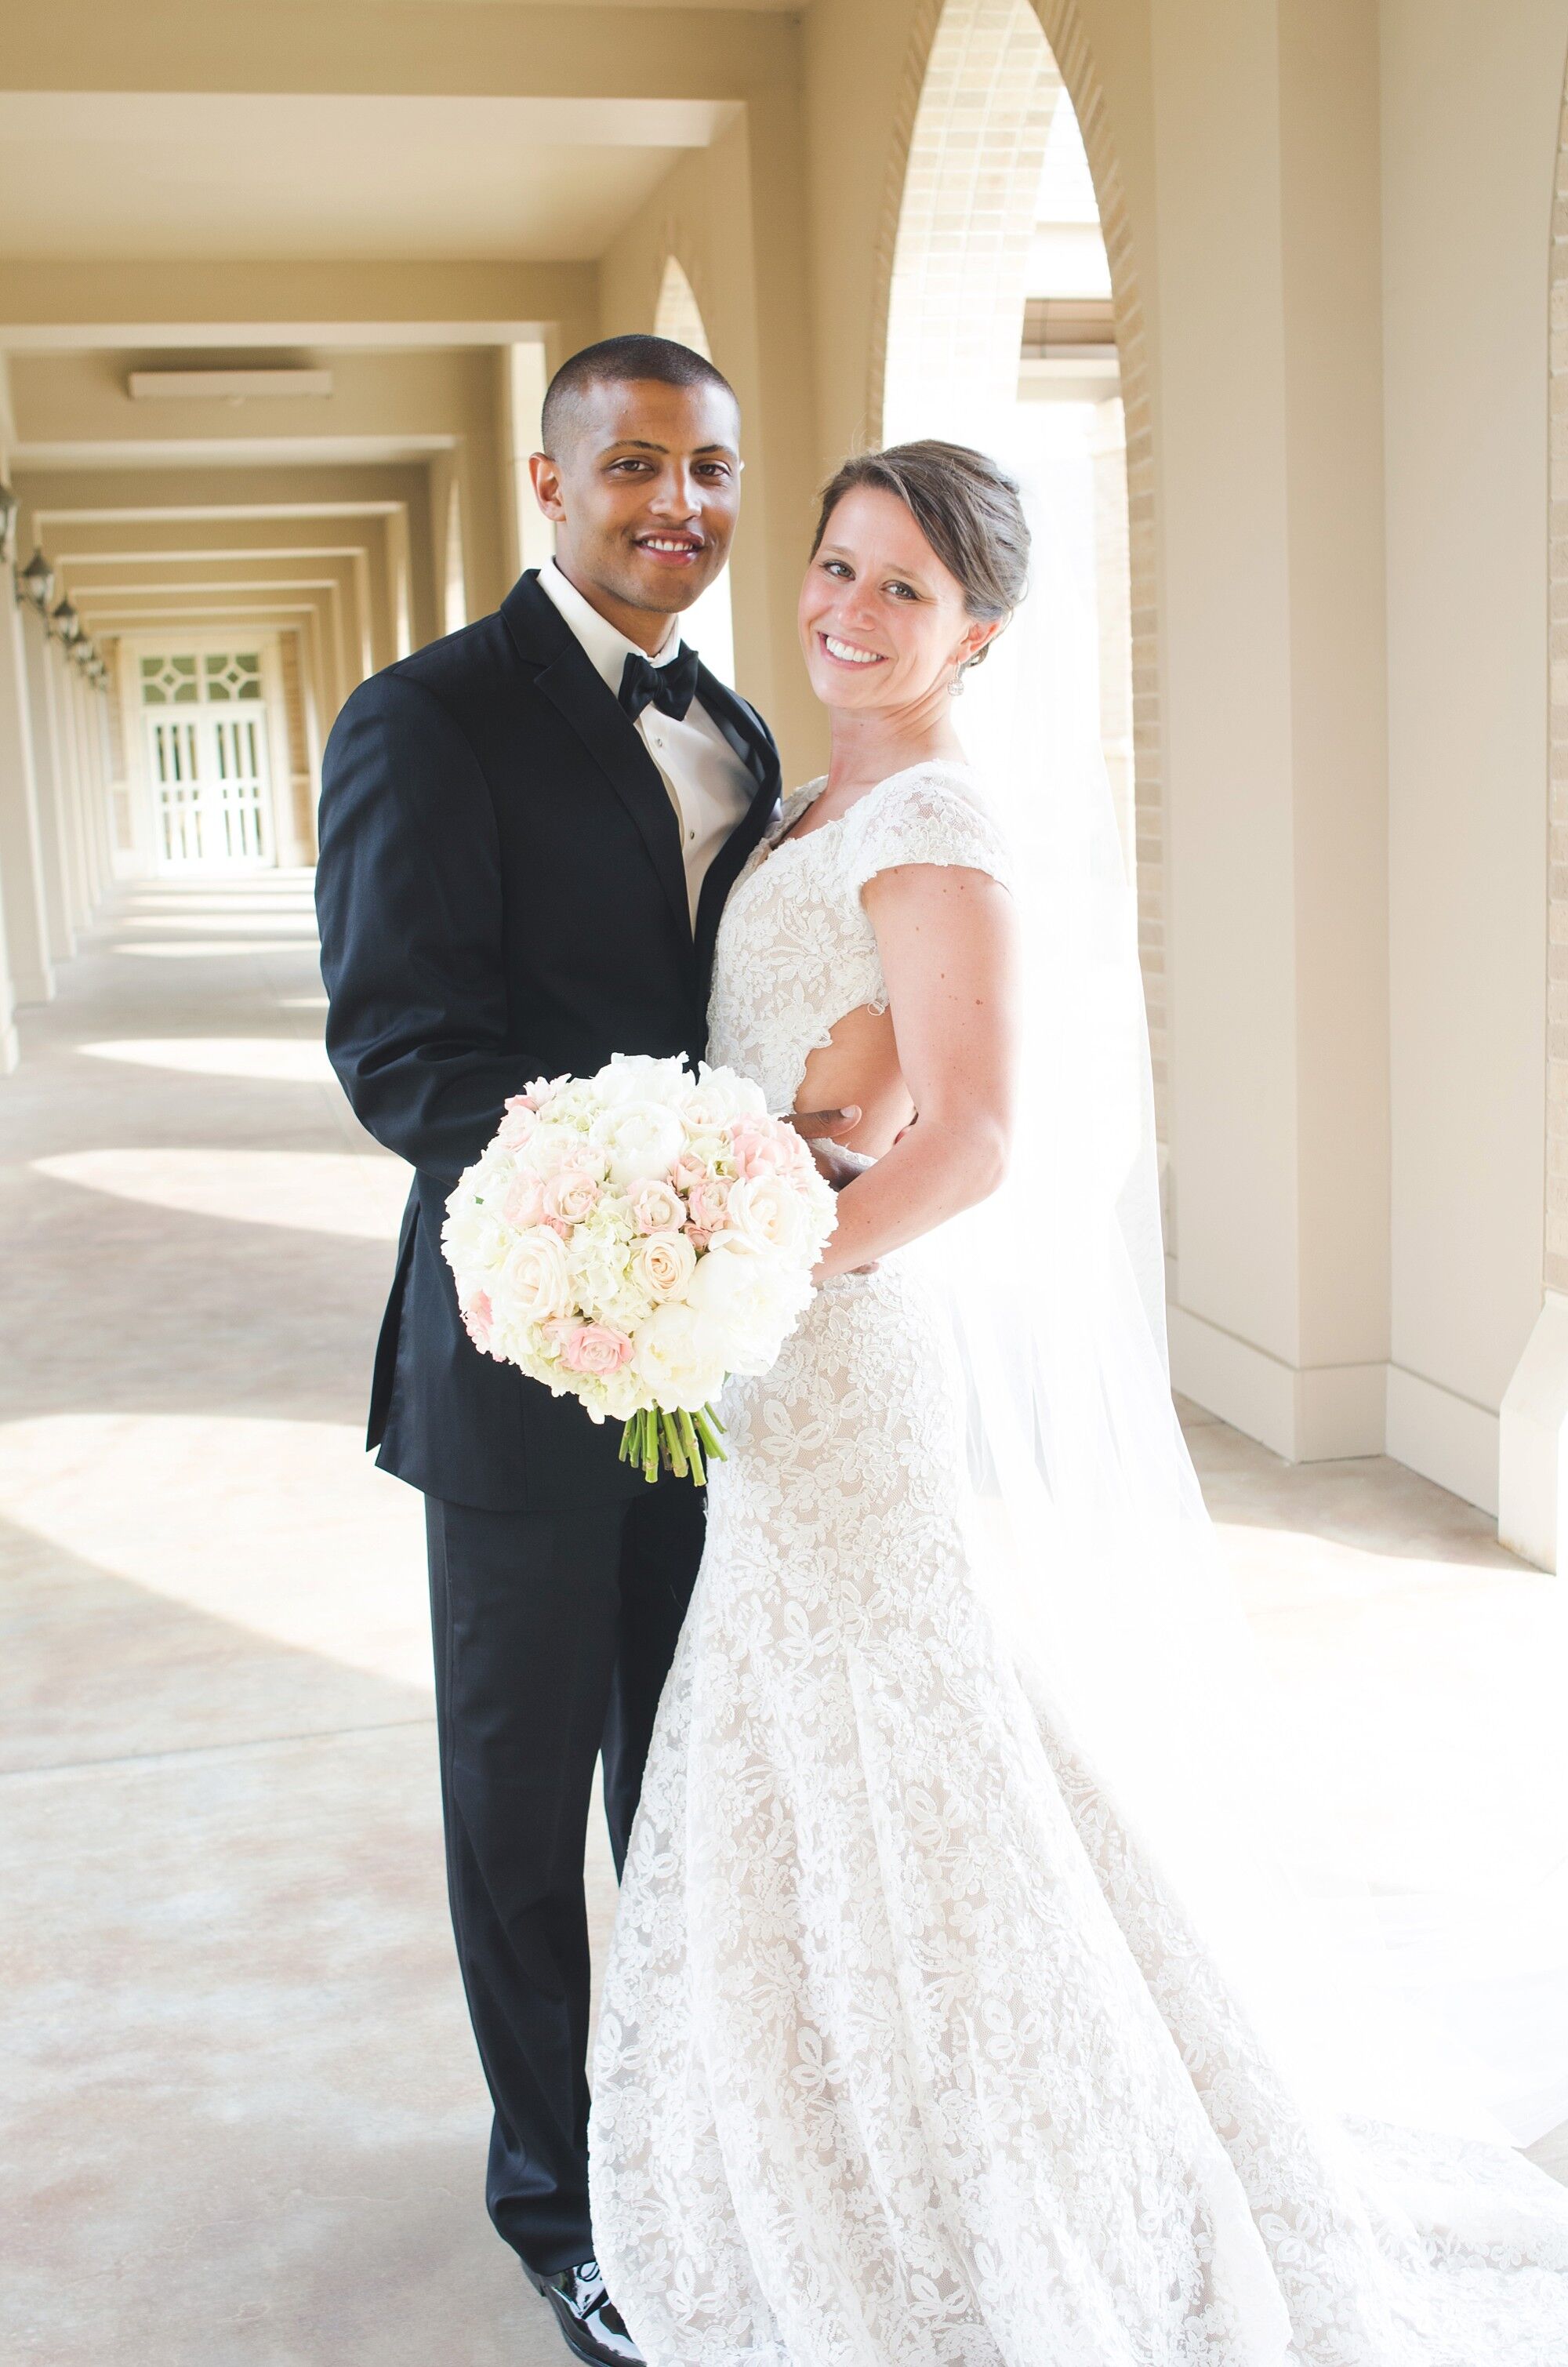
[704,763,1012,1116]
[588,764,1568,2365]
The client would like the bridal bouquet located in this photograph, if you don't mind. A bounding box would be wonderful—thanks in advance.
[441,1055,837,1484]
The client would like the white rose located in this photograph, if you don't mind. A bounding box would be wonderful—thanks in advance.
[684,1237,807,1370]
[590,1098,688,1188]
[632,1299,731,1411]
[631,1228,698,1304]
[496,1225,574,1323]
[724,1173,808,1258]
[593,1053,691,1108]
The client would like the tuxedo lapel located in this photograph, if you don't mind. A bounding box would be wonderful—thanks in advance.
[501,573,691,946]
[692,663,782,986]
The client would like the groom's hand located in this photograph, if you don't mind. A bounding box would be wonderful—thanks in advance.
[787,1105,861,1193]
[788,1106,880,1272]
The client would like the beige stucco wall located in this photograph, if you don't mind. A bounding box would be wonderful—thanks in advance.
[1381,0,1568,1505]
[599,100,823,785]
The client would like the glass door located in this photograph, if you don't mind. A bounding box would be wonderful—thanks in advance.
[140,650,276,871]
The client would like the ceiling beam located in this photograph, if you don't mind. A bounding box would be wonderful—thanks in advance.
[0,259,594,350]
[0,5,798,103]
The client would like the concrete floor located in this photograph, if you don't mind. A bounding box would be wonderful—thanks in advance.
[2,873,1563,2365]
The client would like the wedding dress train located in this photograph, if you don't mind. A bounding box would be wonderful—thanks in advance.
[588,763,1568,2365]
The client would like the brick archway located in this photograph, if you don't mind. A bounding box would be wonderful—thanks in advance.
[1547,82,1568,1294]
[867,0,1165,1149]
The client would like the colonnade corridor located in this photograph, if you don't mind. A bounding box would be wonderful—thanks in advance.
[0,873,607,2365]
[1,877,1563,2364]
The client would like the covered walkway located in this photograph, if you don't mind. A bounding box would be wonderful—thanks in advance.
[2,878,1564,2363]
[0,874,610,2363]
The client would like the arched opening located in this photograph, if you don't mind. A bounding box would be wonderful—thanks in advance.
[654,255,735,685]
[876,0,1165,1235]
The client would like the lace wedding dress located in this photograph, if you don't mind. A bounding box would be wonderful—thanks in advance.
[588,761,1568,2366]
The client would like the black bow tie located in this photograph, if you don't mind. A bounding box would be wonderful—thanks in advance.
[619,644,701,725]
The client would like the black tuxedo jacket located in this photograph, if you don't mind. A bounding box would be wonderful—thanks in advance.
[315,570,781,1511]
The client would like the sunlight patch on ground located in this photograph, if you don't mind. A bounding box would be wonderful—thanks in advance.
[123,895,318,917]
[78,1037,335,1084]
[120,913,319,937]
[114,938,323,959]
[0,1412,429,1690]
[1219,1518,1568,1903]
[33,1147,408,1239]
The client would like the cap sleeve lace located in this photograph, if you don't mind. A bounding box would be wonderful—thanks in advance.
[706,759,1013,1119]
[843,763,1013,900]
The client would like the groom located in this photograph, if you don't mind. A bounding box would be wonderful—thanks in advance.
[317,337,792,2365]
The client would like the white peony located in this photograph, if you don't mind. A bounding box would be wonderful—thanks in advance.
[441,1195,512,1278]
[631,1228,698,1304]
[684,1237,807,1370]
[684,1062,768,1130]
[632,1299,731,1411]
[590,1097,688,1188]
[593,1052,691,1109]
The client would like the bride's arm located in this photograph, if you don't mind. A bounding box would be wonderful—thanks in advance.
[813,863,1019,1281]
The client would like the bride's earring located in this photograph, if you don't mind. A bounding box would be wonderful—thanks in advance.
[949,659,968,699]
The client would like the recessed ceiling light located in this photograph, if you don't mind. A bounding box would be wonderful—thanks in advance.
[127,370,334,403]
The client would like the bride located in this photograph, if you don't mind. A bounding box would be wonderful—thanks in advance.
[586,439,1568,2364]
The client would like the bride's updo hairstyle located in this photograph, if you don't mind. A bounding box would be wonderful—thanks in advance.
[810,440,1030,666]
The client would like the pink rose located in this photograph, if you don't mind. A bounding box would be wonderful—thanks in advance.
[561,1323,635,1376]
[671,1149,709,1193]
[686,1174,732,1232]
[502,1172,546,1228]
[727,1120,789,1181]
[629,1178,684,1235]
[543,1167,601,1224]
[498,1096,539,1148]
[684,1225,711,1253]
[462,1291,494,1352]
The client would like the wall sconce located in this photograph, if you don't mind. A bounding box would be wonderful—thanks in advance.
[51,594,81,645]
[0,482,16,565]
[16,545,54,613]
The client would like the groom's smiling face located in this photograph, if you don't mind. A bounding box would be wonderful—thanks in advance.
[531,376,742,643]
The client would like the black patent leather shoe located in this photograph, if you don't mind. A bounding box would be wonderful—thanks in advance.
[528,2260,644,2365]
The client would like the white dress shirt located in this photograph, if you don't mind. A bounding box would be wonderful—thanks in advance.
[537,558,754,928]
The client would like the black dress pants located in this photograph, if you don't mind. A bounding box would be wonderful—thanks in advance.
[425,1483,706,2277]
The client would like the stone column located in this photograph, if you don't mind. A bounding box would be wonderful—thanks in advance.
[1152,0,1391,1460]
[57,655,100,912]
[0,590,53,1004]
[19,607,78,955]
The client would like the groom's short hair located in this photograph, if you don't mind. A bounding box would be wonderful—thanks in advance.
[542,335,738,455]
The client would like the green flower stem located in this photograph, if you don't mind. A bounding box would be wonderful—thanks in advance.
[691,1404,728,1465]
[641,1407,659,1485]
[677,1405,706,1487]
[661,1409,689,1479]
